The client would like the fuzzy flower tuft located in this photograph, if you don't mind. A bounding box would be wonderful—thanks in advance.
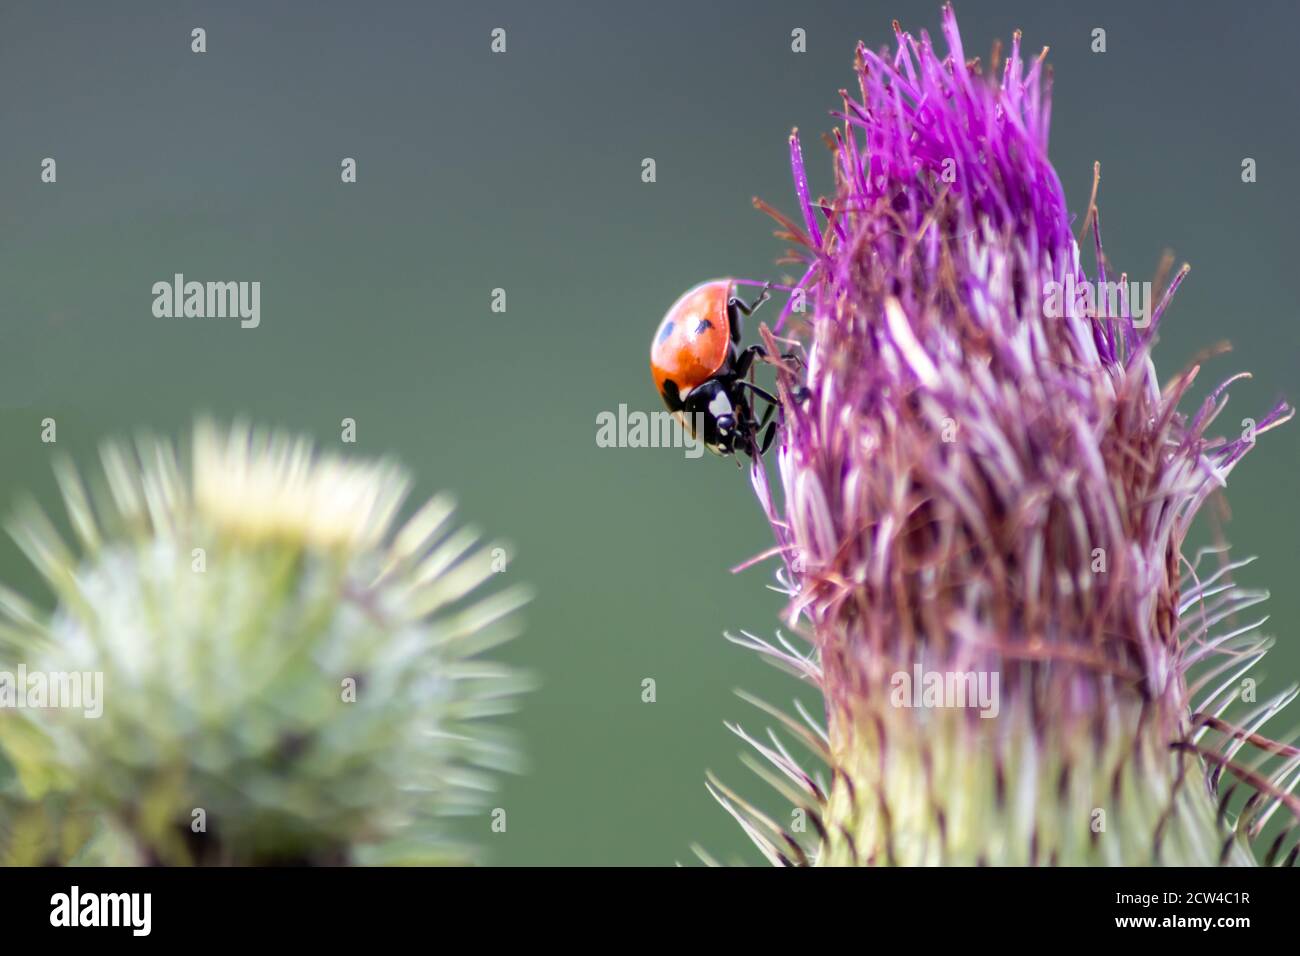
[719,6,1296,866]
[0,420,530,865]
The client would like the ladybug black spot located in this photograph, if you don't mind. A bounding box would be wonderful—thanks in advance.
[657,321,675,343]
[694,318,713,334]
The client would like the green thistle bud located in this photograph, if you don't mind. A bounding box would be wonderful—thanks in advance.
[0,420,530,866]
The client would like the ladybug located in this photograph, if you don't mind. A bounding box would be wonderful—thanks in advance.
[650,279,779,458]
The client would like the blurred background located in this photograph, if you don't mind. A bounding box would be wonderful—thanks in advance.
[0,0,1296,865]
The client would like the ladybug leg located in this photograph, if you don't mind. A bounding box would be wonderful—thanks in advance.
[733,384,778,460]
[726,284,772,343]
[740,416,777,459]
[735,343,805,380]
[740,380,777,404]
[733,344,768,379]
[735,284,772,316]
[739,380,779,418]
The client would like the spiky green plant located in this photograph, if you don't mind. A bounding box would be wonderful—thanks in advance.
[708,8,1298,867]
[0,421,529,865]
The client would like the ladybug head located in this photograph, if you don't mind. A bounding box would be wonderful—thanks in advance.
[680,379,753,457]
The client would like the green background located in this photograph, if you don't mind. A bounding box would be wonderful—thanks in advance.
[1,0,1297,865]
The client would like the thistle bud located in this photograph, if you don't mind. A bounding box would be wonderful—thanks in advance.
[0,421,530,865]
[718,7,1296,867]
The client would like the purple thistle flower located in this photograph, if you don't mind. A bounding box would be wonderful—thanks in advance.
[718,5,1297,866]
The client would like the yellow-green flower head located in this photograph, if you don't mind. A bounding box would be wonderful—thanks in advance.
[0,420,530,865]
[192,422,409,552]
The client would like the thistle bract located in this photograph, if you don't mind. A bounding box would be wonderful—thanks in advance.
[718,6,1297,866]
[0,421,529,865]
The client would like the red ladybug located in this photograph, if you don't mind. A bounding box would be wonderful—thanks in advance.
[650,279,778,457]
